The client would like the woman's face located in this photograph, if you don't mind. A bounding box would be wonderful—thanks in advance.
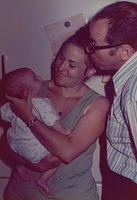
[53,43,90,87]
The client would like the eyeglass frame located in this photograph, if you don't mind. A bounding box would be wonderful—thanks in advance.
[87,38,122,54]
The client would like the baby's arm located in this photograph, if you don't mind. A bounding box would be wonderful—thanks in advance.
[0,132,62,172]
[16,154,61,183]
[36,153,61,172]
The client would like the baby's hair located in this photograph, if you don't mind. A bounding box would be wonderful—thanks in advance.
[3,67,32,99]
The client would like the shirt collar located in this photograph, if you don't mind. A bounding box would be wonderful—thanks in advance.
[113,51,137,95]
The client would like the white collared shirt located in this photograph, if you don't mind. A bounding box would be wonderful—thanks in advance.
[107,52,137,183]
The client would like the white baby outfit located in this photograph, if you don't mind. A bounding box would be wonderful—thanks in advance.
[0,98,59,163]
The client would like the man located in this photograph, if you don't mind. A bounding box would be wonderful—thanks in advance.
[86,1,137,200]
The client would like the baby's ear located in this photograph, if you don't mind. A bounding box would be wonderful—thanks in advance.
[19,89,28,99]
[23,90,28,98]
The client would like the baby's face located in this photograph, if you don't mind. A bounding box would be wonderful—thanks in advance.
[25,71,42,97]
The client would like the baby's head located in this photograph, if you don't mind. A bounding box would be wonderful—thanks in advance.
[3,67,42,99]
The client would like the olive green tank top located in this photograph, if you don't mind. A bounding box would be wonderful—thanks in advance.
[40,81,100,200]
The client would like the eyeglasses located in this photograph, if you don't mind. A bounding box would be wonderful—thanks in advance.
[87,39,122,54]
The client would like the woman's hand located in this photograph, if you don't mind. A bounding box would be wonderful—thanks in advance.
[5,88,33,122]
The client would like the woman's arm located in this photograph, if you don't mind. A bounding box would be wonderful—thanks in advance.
[31,97,109,163]
[0,133,61,172]
[7,94,110,163]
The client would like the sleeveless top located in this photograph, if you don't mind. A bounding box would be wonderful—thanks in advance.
[8,81,100,200]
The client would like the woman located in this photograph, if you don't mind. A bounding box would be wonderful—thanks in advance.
[2,29,109,200]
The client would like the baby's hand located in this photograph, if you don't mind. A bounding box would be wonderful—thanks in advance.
[16,165,32,182]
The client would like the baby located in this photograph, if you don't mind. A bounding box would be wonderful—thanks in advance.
[0,67,69,193]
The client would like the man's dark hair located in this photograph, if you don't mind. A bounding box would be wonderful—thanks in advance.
[91,1,137,49]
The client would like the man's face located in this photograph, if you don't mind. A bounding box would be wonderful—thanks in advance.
[88,18,122,71]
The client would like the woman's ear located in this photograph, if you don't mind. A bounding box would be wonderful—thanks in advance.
[120,44,135,61]
[87,68,96,77]
[84,67,96,81]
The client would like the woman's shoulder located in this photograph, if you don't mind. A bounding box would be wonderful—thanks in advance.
[84,87,103,101]
[89,94,110,113]
[84,87,110,111]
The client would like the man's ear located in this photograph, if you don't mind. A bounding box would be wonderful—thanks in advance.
[120,44,135,61]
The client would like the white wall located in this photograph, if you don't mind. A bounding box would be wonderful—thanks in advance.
[0,0,133,199]
[0,0,118,79]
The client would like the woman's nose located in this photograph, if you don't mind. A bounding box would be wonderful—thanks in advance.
[59,60,68,71]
